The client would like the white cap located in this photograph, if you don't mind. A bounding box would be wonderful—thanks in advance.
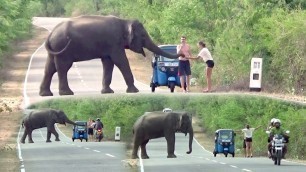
[274,119,281,124]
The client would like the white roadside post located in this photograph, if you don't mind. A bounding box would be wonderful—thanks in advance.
[249,58,263,91]
[115,127,121,141]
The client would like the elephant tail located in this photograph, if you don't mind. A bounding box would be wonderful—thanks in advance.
[45,37,71,55]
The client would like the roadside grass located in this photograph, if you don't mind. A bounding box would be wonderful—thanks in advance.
[29,93,306,160]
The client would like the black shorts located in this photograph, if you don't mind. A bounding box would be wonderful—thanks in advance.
[206,60,214,68]
[88,128,93,135]
[178,60,191,76]
[245,137,252,142]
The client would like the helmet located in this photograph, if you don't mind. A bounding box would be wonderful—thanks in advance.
[274,119,281,125]
[270,118,276,124]
[96,118,100,121]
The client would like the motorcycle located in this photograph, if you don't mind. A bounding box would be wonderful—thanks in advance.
[96,129,103,142]
[266,130,289,166]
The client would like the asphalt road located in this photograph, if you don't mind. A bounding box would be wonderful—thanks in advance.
[18,127,129,172]
[17,17,306,172]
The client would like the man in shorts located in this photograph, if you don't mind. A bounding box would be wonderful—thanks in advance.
[177,36,192,92]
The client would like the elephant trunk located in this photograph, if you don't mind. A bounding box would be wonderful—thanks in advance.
[144,37,180,59]
[65,119,78,126]
[186,127,193,154]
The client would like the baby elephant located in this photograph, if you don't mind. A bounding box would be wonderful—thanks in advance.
[20,109,79,143]
[132,111,193,159]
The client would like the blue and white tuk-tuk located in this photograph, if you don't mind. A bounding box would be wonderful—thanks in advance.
[150,45,184,92]
[213,129,235,157]
[72,121,88,142]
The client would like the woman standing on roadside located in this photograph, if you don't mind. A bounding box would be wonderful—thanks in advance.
[188,41,214,92]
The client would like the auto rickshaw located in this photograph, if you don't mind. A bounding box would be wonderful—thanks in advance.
[72,121,88,142]
[213,129,235,157]
[150,45,186,93]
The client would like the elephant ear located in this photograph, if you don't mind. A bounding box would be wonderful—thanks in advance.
[175,115,183,130]
[127,20,146,56]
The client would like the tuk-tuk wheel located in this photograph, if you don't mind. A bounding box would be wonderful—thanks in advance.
[213,151,217,157]
[86,139,88,142]
[151,84,156,92]
[169,82,175,93]
[72,138,75,142]
[225,153,228,157]
[80,139,83,142]
[232,153,235,157]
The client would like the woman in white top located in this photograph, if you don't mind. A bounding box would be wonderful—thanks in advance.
[241,124,261,157]
[189,41,214,92]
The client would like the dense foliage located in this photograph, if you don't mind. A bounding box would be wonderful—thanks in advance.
[29,94,306,159]
[1,0,305,95]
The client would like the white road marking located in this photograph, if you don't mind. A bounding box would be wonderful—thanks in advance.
[242,169,252,172]
[17,126,25,172]
[106,153,115,158]
[138,149,144,172]
[22,43,46,108]
[220,162,226,165]
[93,150,100,153]
[85,147,90,150]
[230,165,238,168]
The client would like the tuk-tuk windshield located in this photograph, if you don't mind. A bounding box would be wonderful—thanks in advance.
[218,130,233,140]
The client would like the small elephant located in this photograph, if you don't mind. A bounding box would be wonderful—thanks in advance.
[131,111,193,159]
[20,109,79,143]
[40,15,182,96]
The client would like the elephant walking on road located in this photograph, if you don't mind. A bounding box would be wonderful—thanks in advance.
[131,111,193,159]
[20,109,79,143]
[40,15,183,96]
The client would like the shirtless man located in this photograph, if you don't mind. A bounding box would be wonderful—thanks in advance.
[177,36,192,92]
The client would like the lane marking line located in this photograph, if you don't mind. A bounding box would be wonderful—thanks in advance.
[93,150,100,153]
[230,165,238,168]
[242,169,252,172]
[22,43,45,108]
[17,126,25,172]
[106,153,115,158]
[138,149,144,172]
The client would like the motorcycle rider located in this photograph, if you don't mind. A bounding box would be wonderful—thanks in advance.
[268,119,289,158]
[94,118,104,141]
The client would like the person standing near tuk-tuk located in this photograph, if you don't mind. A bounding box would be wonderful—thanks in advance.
[177,36,192,93]
[87,119,95,141]
[241,124,261,157]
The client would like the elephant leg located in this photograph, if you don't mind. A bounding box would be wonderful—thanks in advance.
[131,139,140,159]
[20,129,28,144]
[46,131,52,142]
[110,51,139,93]
[51,127,60,141]
[140,139,150,159]
[40,55,56,96]
[101,57,114,93]
[54,57,74,95]
[166,134,176,158]
[28,129,34,143]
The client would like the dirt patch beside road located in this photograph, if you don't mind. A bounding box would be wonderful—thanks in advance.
[0,26,49,172]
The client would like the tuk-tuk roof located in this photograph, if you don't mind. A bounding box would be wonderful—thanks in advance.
[215,129,235,134]
[75,121,87,125]
[158,44,177,50]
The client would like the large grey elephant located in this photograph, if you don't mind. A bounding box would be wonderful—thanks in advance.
[40,15,183,96]
[20,109,79,143]
[131,111,193,159]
